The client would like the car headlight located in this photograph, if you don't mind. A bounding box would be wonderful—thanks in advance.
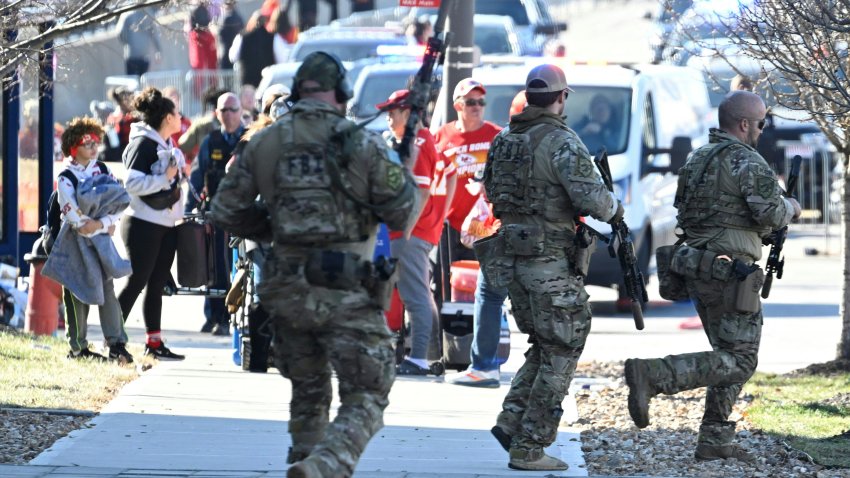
[612,175,632,204]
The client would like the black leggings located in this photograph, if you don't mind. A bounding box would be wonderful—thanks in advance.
[117,216,177,333]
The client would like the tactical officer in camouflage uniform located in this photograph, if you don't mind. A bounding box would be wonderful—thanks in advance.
[209,51,418,478]
[480,64,624,471]
[624,90,801,462]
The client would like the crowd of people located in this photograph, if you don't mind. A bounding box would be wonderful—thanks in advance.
[39,1,802,475]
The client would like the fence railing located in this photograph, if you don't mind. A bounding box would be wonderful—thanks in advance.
[779,140,842,254]
[139,68,239,119]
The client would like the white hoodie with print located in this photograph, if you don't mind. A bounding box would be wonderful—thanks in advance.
[123,122,187,227]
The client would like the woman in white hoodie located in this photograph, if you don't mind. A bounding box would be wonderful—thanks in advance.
[117,87,188,361]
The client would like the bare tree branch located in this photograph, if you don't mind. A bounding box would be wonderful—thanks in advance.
[0,0,171,79]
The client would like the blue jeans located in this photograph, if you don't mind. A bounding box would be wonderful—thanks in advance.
[472,269,508,371]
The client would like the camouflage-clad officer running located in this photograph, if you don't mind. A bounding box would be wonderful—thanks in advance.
[624,90,801,461]
[480,64,624,471]
[209,52,418,478]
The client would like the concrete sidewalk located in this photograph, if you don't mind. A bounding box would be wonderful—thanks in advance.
[9,316,590,477]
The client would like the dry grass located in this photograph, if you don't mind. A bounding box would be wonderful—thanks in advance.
[0,326,149,412]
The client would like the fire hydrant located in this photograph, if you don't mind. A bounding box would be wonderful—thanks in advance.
[24,239,62,336]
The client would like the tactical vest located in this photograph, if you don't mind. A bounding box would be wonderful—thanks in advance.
[675,140,769,233]
[271,111,372,245]
[485,123,576,223]
[205,130,236,199]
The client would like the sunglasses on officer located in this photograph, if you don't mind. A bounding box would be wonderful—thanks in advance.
[740,116,766,130]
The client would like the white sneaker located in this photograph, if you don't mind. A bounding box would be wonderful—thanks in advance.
[445,368,500,388]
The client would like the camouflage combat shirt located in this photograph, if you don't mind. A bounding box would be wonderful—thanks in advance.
[677,128,795,263]
[209,98,416,260]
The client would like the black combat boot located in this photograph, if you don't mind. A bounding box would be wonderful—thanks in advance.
[624,358,658,428]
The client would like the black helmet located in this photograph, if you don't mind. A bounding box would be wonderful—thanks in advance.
[289,51,353,104]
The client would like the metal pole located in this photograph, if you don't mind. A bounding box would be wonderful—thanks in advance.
[441,0,474,125]
[38,22,55,229]
[0,28,20,260]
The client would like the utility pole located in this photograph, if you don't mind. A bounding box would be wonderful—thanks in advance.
[441,0,474,124]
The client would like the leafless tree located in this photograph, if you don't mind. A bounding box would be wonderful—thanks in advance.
[724,0,850,362]
[0,0,171,85]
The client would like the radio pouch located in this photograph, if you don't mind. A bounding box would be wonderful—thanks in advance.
[656,244,689,301]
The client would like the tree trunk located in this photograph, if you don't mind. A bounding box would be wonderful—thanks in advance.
[839,151,850,360]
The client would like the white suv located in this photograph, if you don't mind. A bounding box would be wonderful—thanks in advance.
[462,61,711,307]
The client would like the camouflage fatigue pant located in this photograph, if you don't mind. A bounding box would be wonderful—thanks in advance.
[643,276,762,446]
[495,255,591,451]
[271,293,395,478]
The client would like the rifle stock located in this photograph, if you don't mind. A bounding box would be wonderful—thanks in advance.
[593,148,648,330]
[761,154,802,298]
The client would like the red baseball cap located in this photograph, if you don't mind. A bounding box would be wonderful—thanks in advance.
[376,89,411,110]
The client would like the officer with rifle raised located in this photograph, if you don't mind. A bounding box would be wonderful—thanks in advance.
[625,90,801,463]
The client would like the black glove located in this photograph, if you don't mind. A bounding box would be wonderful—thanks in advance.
[762,231,777,246]
[608,201,625,225]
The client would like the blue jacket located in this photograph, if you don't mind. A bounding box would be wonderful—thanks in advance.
[43,175,132,305]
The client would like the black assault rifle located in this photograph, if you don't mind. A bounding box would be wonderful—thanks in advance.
[396,0,453,167]
[761,154,802,298]
[594,148,648,330]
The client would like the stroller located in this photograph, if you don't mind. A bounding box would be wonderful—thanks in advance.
[226,237,274,373]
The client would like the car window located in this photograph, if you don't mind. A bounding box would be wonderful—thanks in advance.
[566,87,631,156]
[292,38,405,62]
[477,0,530,26]
[354,71,417,117]
[475,25,513,55]
[481,84,525,127]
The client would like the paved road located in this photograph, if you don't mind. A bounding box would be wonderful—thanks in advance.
[578,228,844,374]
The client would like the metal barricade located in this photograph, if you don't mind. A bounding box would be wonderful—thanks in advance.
[183,69,239,118]
[139,69,241,119]
[140,69,185,108]
[780,140,841,254]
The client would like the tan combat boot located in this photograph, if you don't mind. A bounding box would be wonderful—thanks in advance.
[624,358,657,428]
[508,448,569,471]
[287,455,340,478]
[695,443,756,463]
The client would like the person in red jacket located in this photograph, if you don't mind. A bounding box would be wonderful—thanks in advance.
[378,90,457,376]
[188,4,218,99]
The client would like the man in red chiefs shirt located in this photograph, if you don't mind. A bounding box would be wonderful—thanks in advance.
[435,78,502,263]
[379,90,457,375]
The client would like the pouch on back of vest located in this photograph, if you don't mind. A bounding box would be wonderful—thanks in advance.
[503,223,545,256]
[473,232,515,288]
[304,250,363,290]
[656,244,688,301]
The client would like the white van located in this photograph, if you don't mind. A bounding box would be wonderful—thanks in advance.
[465,62,712,306]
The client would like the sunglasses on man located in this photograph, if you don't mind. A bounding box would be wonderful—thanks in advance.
[219,107,240,113]
[741,116,766,130]
[462,98,486,107]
